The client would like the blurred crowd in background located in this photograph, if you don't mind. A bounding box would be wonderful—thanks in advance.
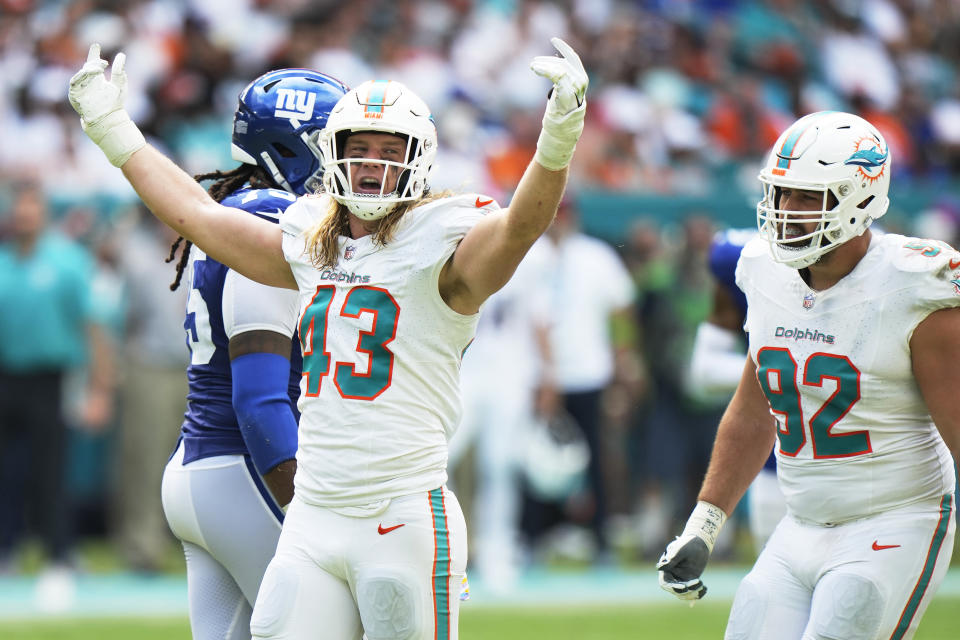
[3,0,960,606]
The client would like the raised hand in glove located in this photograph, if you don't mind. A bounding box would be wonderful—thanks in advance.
[529,37,588,171]
[656,501,727,602]
[68,43,145,167]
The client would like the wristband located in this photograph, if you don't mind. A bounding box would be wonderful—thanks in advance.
[82,110,146,167]
[534,101,586,171]
[681,501,727,552]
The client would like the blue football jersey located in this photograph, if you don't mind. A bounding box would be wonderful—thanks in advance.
[180,187,302,463]
[708,228,754,319]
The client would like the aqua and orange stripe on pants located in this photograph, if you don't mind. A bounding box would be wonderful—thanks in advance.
[429,487,451,640]
[889,493,953,640]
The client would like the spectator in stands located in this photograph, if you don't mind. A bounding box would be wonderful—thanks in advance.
[0,181,113,610]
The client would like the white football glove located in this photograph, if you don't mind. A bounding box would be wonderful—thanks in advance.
[68,43,145,167]
[656,501,727,602]
[530,37,588,171]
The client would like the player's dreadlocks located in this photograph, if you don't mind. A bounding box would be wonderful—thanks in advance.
[166,164,277,290]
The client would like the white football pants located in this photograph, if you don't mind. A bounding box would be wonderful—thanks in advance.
[250,486,467,640]
[726,494,955,640]
[162,440,284,640]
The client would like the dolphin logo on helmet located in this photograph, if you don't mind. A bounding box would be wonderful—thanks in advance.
[844,146,888,169]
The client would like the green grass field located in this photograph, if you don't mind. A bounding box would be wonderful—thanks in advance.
[4,537,960,638]
[1,598,957,639]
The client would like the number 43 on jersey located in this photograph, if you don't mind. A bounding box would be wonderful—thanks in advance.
[299,285,399,401]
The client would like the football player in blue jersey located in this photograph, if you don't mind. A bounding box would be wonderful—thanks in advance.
[157,68,347,640]
[688,228,785,556]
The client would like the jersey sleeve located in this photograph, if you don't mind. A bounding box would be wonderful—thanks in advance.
[222,270,300,339]
[214,188,309,338]
[897,239,960,336]
[280,194,330,270]
[919,254,960,314]
[409,194,495,271]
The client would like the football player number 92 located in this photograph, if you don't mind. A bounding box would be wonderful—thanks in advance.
[299,285,399,400]
[756,347,869,458]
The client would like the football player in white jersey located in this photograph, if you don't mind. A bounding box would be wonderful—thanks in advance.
[658,111,960,640]
[69,37,587,640]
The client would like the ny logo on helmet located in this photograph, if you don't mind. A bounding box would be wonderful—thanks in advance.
[275,89,316,120]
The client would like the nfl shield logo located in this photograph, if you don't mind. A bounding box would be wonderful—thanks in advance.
[802,293,815,309]
[344,245,356,260]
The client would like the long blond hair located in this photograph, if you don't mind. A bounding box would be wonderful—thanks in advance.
[305,190,456,269]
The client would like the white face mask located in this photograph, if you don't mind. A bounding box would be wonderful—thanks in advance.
[318,80,437,221]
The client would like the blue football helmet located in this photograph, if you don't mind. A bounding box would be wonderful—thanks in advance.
[232,69,348,195]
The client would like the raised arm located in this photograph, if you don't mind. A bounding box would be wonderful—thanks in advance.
[68,44,295,289]
[440,38,588,314]
[122,147,294,288]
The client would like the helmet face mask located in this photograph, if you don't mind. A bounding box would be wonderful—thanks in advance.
[318,80,437,221]
[757,111,891,269]
[231,69,348,195]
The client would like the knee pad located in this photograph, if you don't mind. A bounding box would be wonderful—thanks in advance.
[250,561,299,639]
[357,575,419,640]
[808,573,882,640]
[725,577,768,640]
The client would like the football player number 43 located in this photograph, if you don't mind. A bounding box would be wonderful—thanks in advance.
[756,347,869,458]
[299,285,399,401]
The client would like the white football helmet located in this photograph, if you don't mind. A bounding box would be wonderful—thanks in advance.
[316,80,437,220]
[757,111,891,268]
[521,410,589,502]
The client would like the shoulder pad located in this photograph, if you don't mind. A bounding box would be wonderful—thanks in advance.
[740,235,769,259]
[888,234,960,274]
[279,193,333,237]
[221,188,298,220]
[415,193,500,214]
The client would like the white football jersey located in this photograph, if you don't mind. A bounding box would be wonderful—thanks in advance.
[280,193,491,507]
[737,233,960,525]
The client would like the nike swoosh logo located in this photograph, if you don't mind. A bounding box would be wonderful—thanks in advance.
[949,258,960,269]
[872,541,901,551]
[378,523,405,535]
[475,197,494,208]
